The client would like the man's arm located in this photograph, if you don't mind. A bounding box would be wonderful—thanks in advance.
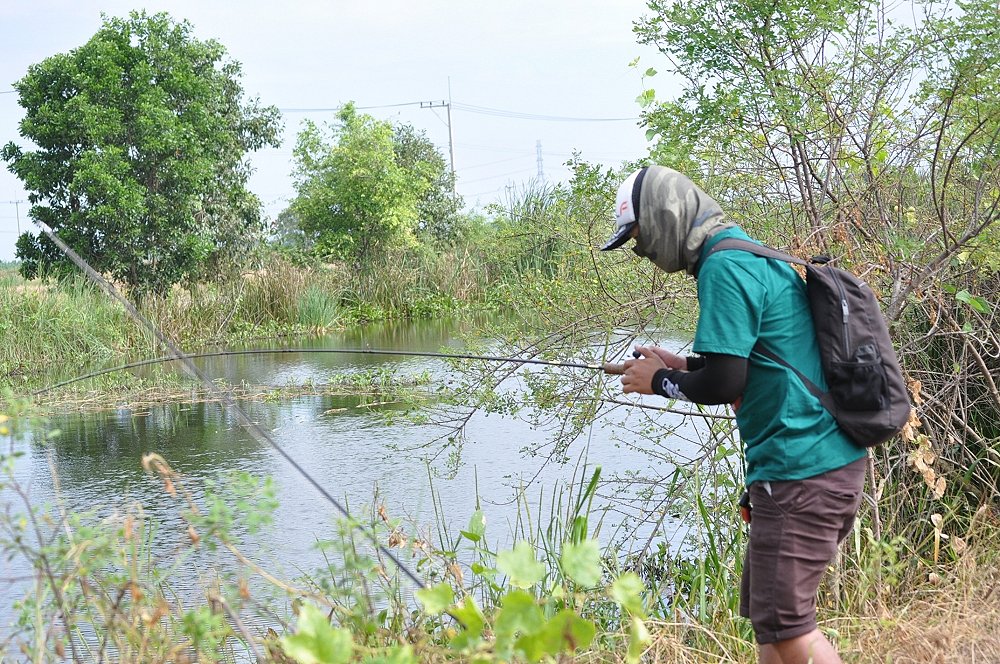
[621,347,746,405]
[652,353,746,404]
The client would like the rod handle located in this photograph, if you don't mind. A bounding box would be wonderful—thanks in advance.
[602,362,626,375]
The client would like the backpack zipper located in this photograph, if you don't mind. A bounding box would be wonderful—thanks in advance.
[834,273,851,356]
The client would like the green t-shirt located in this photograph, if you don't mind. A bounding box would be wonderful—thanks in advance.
[693,228,866,484]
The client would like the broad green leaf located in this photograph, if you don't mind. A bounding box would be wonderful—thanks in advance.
[516,609,596,661]
[635,89,656,108]
[626,616,652,664]
[415,582,454,614]
[515,632,548,663]
[449,596,486,651]
[461,509,487,542]
[497,541,545,589]
[280,603,353,664]
[494,589,544,658]
[560,540,602,587]
[609,572,647,618]
[644,67,658,77]
[956,289,990,314]
[470,562,497,578]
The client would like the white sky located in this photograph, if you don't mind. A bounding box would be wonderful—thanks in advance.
[0,0,672,261]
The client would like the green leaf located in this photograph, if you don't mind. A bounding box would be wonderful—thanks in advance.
[449,596,486,651]
[494,589,544,658]
[460,509,487,542]
[609,572,647,618]
[626,616,651,664]
[280,603,354,664]
[415,582,454,614]
[516,609,596,661]
[644,67,658,77]
[561,540,602,587]
[956,289,990,314]
[497,541,546,589]
[470,562,497,578]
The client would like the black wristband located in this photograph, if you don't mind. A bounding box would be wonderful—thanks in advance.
[652,368,688,399]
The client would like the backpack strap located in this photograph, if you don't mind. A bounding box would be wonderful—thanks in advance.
[705,237,808,266]
[751,344,839,416]
[704,237,840,416]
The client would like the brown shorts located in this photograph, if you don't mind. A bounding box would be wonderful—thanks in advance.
[739,456,866,644]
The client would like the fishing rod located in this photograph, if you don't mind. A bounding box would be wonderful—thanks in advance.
[34,348,630,396]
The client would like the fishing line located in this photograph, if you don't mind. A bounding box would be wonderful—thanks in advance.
[32,220,430,590]
[34,348,625,396]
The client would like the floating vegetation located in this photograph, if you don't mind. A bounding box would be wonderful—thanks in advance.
[32,368,436,415]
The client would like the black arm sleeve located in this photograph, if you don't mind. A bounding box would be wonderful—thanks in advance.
[652,353,747,404]
[685,355,706,371]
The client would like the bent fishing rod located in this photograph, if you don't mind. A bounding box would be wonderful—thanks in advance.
[34,348,631,396]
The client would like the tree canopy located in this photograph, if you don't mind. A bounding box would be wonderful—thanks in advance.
[286,104,463,265]
[2,11,281,294]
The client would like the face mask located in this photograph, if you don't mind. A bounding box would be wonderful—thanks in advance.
[629,166,733,275]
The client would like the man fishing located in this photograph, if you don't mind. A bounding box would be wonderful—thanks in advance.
[602,165,867,664]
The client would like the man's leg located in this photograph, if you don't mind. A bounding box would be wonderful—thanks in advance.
[769,628,842,664]
[758,643,783,664]
[741,459,866,661]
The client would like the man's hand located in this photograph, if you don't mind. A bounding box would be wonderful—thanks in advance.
[635,345,687,370]
[621,346,670,395]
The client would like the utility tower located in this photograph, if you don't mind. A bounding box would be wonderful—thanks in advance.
[536,140,544,182]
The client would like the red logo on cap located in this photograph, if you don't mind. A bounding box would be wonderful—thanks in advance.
[618,201,629,218]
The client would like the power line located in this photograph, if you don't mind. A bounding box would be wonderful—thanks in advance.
[278,101,425,113]
[276,99,638,122]
[453,102,638,122]
[461,155,528,171]
[460,168,535,185]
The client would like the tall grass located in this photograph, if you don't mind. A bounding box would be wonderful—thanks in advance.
[0,271,151,386]
[0,245,503,393]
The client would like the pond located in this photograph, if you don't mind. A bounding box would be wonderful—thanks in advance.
[1,317,715,641]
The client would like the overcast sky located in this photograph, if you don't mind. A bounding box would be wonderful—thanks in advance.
[0,1,672,261]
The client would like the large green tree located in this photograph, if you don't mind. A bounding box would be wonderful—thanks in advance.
[634,0,1000,505]
[2,11,281,294]
[287,104,461,264]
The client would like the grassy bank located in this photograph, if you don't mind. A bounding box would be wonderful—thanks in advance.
[0,243,507,394]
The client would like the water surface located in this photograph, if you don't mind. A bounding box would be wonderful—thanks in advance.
[2,318,709,641]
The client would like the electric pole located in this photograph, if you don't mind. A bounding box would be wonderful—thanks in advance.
[4,200,25,235]
[419,99,456,197]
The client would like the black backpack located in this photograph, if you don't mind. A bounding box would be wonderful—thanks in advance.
[707,238,911,447]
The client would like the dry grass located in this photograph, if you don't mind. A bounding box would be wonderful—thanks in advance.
[571,542,1000,664]
[845,553,1000,663]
